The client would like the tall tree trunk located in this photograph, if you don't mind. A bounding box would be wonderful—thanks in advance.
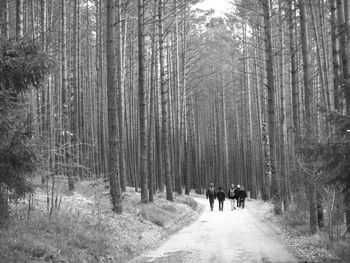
[339,0,350,113]
[174,0,182,195]
[182,0,188,195]
[16,0,24,38]
[40,0,48,185]
[159,0,173,201]
[107,0,122,213]
[138,0,149,203]
[263,0,281,214]
[71,0,79,189]
[299,0,318,234]
[331,0,341,112]
[289,0,300,133]
[309,0,327,111]
[278,0,289,211]
[1,0,9,38]
[61,0,75,192]
[148,0,158,202]
[116,0,127,192]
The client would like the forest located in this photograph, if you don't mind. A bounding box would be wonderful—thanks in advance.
[0,0,350,262]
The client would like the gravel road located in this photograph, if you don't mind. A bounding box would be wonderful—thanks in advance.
[129,197,298,263]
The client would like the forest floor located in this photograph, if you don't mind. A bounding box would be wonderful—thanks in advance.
[258,201,350,263]
[0,179,201,263]
[1,180,349,263]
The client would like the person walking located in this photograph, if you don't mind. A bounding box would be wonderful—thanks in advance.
[235,185,241,208]
[237,185,247,209]
[206,183,216,211]
[217,187,226,211]
[227,184,236,210]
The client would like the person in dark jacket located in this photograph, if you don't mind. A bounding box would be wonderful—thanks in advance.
[227,184,236,210]
[217,187,226,211]
[206,183,216,211]
[235,185,241,207]
[237,185,247,208]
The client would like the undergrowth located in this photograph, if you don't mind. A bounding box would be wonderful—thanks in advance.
[0,210,114,263]
[139,204,174,227]
[281,207,348,262]
[0,180,199,263]
[178,195,198,211]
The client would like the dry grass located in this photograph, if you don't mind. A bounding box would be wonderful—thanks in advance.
[177,195,199,211]
[139,204,174,227]
[0,179,199,263]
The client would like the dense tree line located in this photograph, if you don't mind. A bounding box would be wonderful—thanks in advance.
[0,0,349,238]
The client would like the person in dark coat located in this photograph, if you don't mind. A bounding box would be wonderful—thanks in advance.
[217,187,226,211]
[237,185,247,209]
[206,183,216,211]
[235,185,241,207]
[227,184,236,210]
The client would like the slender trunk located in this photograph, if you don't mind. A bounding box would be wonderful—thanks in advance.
[1,0,9,38]
[289,0,300,135]
[263,0,281,214]
[174,0,182,195]
[16,0,24,38]
[116,0,127,191]
[309,0,327,110]
[138,0,149,203]
[299,0,318,234]
[61,0,75,192]
[71,0,79,188]
[159,0,173,201]
[318,0,331,111]
[340,0,350,113]
[331,0,341,112]
[278,0,289,211]
[107,0,122,213]
[182,0,188,195]
[148,0,158,202]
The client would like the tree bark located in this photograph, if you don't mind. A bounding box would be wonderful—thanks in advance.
[16,0,24,38]
[138,0,149,203]
[263,0,281,214]
[116,0,127,192]
[331,0,341,112]
[159,0,173,201]
[1,0,9,38]
[299,0,318,234]
[148,0,158,202]
[278,0,289,211]
[107,0,122,213]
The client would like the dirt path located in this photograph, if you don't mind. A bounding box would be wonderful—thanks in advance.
[129,197,297,263]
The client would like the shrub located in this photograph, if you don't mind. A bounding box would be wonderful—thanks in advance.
[0,37,53,225]
[334,240,350,261]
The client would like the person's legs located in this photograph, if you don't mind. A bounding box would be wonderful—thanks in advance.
[242,198,245,209]
[230,199,234,210]
[233,198,237,209]
[222,200,224,211]
[219,201,223,211]
[210,198,214,211]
